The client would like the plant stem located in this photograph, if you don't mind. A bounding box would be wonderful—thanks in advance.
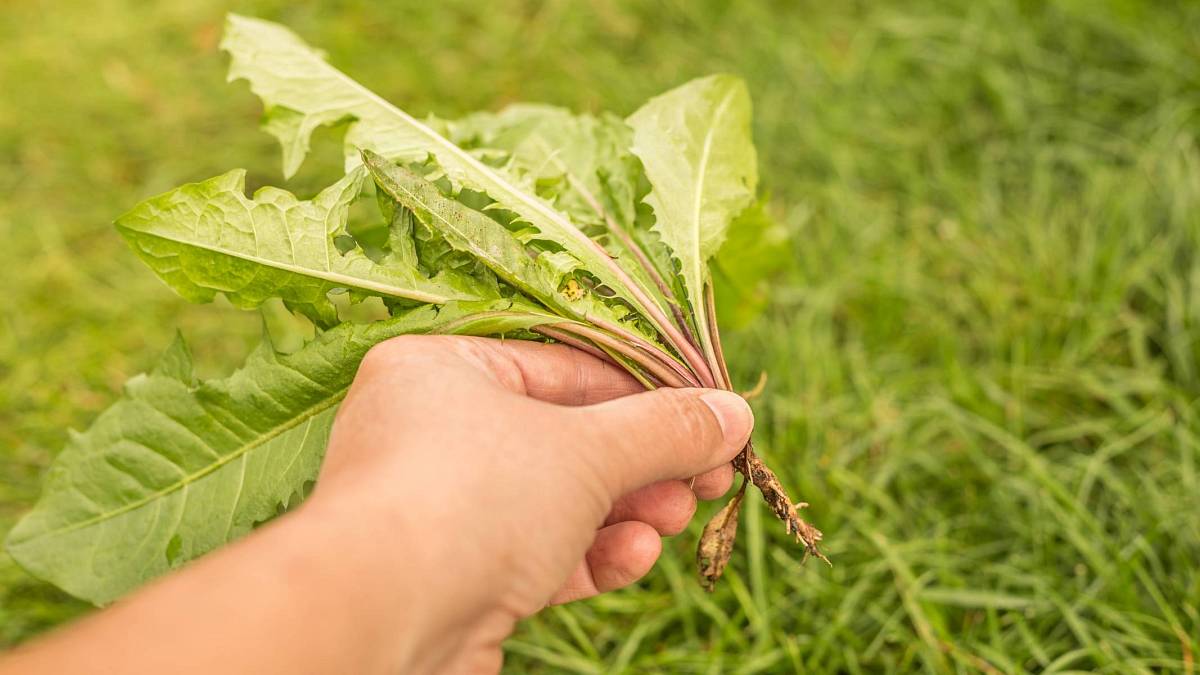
[532,325,618,366]
[693,283,723,393]
[568,174,701,348]
[588,316,701,388]
[548,322,691,388]
[605,350,659,390]
[536,325,660,389]
[698,281,827,565]
[703,281,733,391]
[571,229,715,387]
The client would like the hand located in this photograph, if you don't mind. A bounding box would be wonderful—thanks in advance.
[306,336,753,672]
[0,336,752,675]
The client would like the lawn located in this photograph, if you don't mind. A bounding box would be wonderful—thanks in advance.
[2,0,1198,671]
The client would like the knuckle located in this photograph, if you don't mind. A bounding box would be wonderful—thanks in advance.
[367,335,522,394]
[358,335,443,375]
[355,345,388,379]
[360,336,408,372]
[450,338,525,393]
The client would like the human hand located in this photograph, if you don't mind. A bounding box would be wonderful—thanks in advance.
[303,335,753,673]
[0,334,753,675]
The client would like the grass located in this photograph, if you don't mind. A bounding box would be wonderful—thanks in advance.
[2,0,1198,671]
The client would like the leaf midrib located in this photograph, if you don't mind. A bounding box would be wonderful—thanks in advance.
[307,52,651,317]
[687,86,737,332]
[10,386,347,545]
[328,63,594,250]
[382,172,542,298]
[120,226,451,305]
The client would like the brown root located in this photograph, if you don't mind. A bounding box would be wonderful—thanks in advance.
[696,440,827,589]
[735,443,827,564]
[691,283,829,588]
[697,479,746,592]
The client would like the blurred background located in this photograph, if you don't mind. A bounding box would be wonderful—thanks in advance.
[2,0,1198,671]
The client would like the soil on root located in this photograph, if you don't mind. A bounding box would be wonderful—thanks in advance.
[697,440,826,590]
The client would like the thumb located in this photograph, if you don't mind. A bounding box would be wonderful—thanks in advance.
[574,388,754,499]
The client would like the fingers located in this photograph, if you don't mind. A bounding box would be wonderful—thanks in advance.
[603,470,732,536]
[365,335,643,406]
[606,481,696,535]
[548,521,661,605]
[475,339,643,405]
[604,471,733,536]
[691,463,735,500]
[511,341,648,403]
[574,388,754,499]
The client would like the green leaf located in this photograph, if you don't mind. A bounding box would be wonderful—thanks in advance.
[220,14,664,337]
[152,331,195,381]
[221,14,443,179]
[448,105,677,316]
[712,200,790,329]
[4,300,559,605]
[364,151,653,339]
[114,168,489,327]
[450,105,640,231]
[627,75,759,345]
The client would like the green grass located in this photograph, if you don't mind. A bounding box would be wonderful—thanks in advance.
[2,0,1198,671]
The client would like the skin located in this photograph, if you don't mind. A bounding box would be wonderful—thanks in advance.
[0,335,751,674]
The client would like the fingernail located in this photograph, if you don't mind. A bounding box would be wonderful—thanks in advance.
[700,391,754,445]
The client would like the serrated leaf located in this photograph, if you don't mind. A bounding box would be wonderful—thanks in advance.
[627,75,758,347]
[114,168,489,327]
[365,152,655,339]
[448,105,676,316]
[151,331,195,381]
[220,15,664,337]
[4,300,559,605]
[450,105,639,230]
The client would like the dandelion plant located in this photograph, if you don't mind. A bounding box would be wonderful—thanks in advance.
[5,15,823,605]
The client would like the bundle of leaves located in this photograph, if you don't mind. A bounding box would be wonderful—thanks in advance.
[5,15,823,606]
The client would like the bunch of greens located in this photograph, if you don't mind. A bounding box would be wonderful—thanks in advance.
[5,15,822,605]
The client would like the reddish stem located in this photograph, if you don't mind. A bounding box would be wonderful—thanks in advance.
[573,231,715,387]
[588,316,701,388]
[532,325,619,367]
[704,282,733,391]
[569,174,700,349]
[548,322,691,388]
